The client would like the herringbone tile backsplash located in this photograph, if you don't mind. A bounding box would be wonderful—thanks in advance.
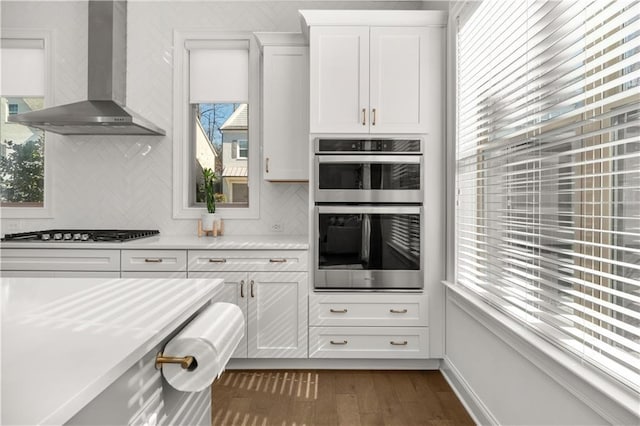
[1,0,425,236]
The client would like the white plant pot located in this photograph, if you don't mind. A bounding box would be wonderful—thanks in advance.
[201,213,217,231]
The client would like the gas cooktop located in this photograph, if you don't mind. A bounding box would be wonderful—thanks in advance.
[1,229,160,242]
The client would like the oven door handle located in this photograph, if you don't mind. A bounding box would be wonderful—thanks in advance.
[316,205,422,215]
[316,155,421,164]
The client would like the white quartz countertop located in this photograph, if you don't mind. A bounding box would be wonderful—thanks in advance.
[1,277,224,425]
[0,234,309,250]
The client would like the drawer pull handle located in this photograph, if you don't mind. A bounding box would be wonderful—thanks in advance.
[269,258,287,263]
[144,258,163,263]
[208,258,227,263]
[390,309,408,314]
[330,308,348,313]
[240,280,245,298]
[330,340,348,345]
[390,341,408,346]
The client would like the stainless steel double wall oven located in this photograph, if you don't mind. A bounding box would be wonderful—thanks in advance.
[314,138,424,290]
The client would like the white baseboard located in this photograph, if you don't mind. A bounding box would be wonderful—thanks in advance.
[440,356,497,426]
[226,358,441,370]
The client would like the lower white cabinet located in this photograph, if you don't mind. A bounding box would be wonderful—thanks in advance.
[188,249,308,359]
[309,326,428,358]
[309,292,429,359]
[190,271,308,358]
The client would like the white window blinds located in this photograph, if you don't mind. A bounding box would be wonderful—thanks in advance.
[1,39,45,97]
[456,0,640,392]
[187,40,249,103]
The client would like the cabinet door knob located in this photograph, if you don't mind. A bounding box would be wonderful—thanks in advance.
[144,258,163,263]
[362,108,366,126]
[390,341,408,346]
[329,308,348,313]
[330,340,348,345]
[390,308,408,314]
[240,280,245,298]
[250,280,255,298]
[208,258,227,263]
[372,108,376,126]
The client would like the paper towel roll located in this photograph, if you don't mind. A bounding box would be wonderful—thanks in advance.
[161,302,244,392]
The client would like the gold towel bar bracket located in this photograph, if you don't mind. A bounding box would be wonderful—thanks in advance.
[155,352,196,370]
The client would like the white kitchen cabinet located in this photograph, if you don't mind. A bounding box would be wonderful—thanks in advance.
[121,249,187,278]
[309,292,429,359]
[0,248,120,277]
[309,293,428,327]
[188,250,307,272]
[309,25,435,134]
[262,44,309,181]
[309,26,368,134]
[309,326,428,359]
[188,250,308,358]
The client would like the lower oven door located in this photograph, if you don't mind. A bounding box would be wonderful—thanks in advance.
[315,205,423,290]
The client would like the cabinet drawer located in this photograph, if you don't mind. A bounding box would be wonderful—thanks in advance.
[309,326,428,359]
[309,293,427,326]
[0,249,120,271]
[121,250,187,272]
[188,250,307,272]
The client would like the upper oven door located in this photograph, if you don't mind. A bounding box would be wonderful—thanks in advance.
[315,155,423,203]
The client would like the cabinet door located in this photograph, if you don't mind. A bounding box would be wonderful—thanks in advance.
[369,26,431,134]
[309,26,369,133]
[263,45,309,181]
[189,271,249,358]
[247,272,308,358]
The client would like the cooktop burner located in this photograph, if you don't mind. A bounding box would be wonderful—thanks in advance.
[1,229,160,242]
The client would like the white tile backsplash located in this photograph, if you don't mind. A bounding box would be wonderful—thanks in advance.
[0,0,430,237]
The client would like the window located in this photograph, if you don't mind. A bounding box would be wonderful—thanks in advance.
[173,32,259,219]
[0,34,51,217]
[456,0,639,393]
[237,139,248,159]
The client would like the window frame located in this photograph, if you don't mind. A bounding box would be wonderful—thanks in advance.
[0,29,53,219]
[172,30,260,220]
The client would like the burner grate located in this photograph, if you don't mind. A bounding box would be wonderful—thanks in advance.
[1,229,160,242]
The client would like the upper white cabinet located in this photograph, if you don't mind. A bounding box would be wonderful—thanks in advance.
[258,33,309,181]
[309,26,369,134]
[302,10,446,134]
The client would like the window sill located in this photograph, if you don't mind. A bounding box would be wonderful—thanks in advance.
[443,280,640,425]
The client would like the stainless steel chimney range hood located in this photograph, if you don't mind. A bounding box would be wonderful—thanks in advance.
[9,0,165,136]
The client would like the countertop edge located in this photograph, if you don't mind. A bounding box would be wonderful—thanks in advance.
[0,235,310,250]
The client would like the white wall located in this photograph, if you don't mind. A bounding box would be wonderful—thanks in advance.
[444,291,614,425]
[0,1,438,236]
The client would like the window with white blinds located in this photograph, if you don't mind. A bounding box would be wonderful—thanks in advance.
[456,0,639,392]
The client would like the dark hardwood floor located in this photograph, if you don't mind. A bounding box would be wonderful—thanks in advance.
[212,370,475,426]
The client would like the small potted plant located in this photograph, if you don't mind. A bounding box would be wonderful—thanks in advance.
[201,167,218,231]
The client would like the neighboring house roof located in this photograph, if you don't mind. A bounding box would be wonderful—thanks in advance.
[222,166,248,177]
[220,104,247,131]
